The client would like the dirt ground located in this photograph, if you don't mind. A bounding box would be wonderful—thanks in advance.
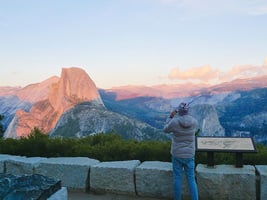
[68,191,165,200]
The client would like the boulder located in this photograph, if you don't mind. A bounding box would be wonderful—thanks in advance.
[255,165,267,200]
[196,164,256,200]
[135,161,173,198]
[0,154,18,173]
[35,157,100,191]
[0,173,61,199]
[90,160,141,195]
[48,187,68,200]
[5,156,47,175]
[135,161,190,199]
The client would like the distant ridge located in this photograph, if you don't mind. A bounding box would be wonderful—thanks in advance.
[1,75,266,101]
[0,86,21,96]
[106,75,267,100]
[16,76,60,103]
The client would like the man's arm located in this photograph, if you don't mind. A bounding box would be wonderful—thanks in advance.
[163,110,177,133]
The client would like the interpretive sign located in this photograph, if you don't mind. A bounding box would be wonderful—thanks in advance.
[196,137,256,152]
[196,137,257,168]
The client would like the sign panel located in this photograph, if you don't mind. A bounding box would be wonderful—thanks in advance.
[196,137,256,152]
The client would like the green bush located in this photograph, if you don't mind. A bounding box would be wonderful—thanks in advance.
[0,114,4,138]
[0,128,267,165]
[0,138,19,155]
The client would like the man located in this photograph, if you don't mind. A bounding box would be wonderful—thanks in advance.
[164,102,198,200]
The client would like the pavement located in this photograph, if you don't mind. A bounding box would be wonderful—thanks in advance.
[68,191,166,200]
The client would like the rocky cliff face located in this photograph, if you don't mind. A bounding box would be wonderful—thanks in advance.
[50,101,169,141]
[16,76,59,103]
[0,77,59,103]
[0,76,60,132]
[190,104,225,136]
[0,86,21,96]
[0,96,32,130]
[4,67,103,138]
[217,88,267,142]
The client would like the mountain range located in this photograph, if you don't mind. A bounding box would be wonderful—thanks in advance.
[0,67,267,143]
[105,75,267,100]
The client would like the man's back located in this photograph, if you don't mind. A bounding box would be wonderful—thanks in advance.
[164,114,198,158]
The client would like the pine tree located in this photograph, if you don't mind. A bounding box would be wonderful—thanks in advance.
[0,114,4,138]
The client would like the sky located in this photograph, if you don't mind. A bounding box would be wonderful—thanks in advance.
[1,0,267,89]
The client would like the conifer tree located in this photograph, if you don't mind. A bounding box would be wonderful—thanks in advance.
[0,114,4,138]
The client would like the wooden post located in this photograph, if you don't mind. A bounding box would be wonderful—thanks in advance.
[207,152,215,167]
[235,152,243,168]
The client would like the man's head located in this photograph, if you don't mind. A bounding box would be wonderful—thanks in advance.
[177,102,189,116]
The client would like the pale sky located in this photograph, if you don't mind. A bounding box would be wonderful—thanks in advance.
[1,0,267,89]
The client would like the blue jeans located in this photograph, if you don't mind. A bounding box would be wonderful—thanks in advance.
[172,156,198,200]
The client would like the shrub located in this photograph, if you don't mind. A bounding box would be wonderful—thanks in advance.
[0,114,4,138]
[0,130,267,165]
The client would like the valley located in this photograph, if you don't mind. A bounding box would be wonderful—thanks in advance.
[0,67,267,144]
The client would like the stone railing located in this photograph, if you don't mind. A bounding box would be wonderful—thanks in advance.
[0,154,266,200]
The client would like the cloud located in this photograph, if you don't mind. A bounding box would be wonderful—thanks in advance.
[219,64,267,82]
[264,57,267,66]
[168,59,267,84]
[159,0,179,4]
[168,65,219,82]
[159,0,267,17]
[246,3,267,16]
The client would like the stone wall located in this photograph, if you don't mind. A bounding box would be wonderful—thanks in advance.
[0,154,266,200]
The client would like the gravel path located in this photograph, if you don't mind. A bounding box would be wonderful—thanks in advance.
[68,191,165,200]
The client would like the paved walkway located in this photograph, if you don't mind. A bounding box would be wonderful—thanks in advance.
[68,191,166,200]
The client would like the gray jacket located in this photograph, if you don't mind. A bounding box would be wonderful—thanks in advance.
[163,114,198,158]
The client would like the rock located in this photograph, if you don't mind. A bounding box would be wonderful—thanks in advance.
[50,101,167,140]
[190,104,225,136]
[135,161,190,199]
[48,187,68,200]
[5,156,47,175]
[135,161,174,198]
[0,95,32,130]
[0,154,18,173]
[196,164,256,200]
[90,160,141,195]
[16,76,59,103]
[255,165,267,200]
[0,173,61,199]
[35,157,100,191]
